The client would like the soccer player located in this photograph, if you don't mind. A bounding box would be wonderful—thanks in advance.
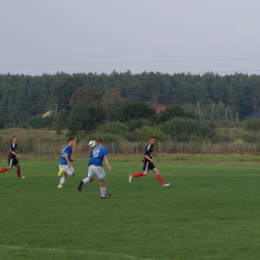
[57,138,75,188]
[0,136,25,179]
[129,136,170,187]
[77,137,113,199]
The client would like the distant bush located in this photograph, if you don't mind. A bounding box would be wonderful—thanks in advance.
[117,101,156,123]
[157,104,186,123]
[127,118,153,132]
[96,122,127,134]
[4,122,16,129]
[161,117,214,142]
[245,119,260,132]
[0,116,5,129]
[67,103,106,135]
[27,115,53,129]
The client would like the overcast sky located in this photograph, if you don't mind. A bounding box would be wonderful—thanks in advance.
[1,0,260,76]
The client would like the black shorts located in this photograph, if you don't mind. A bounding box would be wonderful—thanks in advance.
[143,161,155,172]
[8,158,19,167]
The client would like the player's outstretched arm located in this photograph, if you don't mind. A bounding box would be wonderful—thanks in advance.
[104,157,113,171]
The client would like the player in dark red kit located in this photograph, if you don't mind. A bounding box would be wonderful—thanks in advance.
[0,136,25,179]
[129,137,169,187]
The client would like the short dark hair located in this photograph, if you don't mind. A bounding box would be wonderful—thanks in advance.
[150,136,156,140]
[97,137,104,143]
[13,136,17,139]
[68,137,75,142]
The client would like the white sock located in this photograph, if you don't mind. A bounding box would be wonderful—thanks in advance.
[59,177,65,186]
[100,187,106,197]
[83,177,90,184]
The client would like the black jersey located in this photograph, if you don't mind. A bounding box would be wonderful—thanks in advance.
[8,142,17,160]
[144,143,154,163]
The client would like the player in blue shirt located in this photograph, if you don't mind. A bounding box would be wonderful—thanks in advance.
[57,138,75,188]
[78,137,113,199]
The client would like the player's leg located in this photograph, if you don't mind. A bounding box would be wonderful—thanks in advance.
[15,163,24,179]
[129,162,149,183]
[58,166,68,188]
[152,167,170,187]
[0,166,12,174]
[96,167,111,199]
[78,165,94,191]
[0,159,13,174]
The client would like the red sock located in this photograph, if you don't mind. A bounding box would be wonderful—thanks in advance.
[156,175,165,185]
[132,172,144,178]
[17,169,21,178]
[0,167,9,173]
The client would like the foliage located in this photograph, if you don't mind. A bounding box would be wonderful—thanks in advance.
[157,104,186,123]
[68,86,102,107]
[96,121,127,134]
[127,118,153,132]
[139,125,161,141]
[245,118,260,132]
[161,117,214,142]
[102,88,132,122]
[52,114,64,135]
[27,115,54,129]
[67,102,106,135]
[1,71,260,125]
[117,101,156,123]
[0,116,5,129]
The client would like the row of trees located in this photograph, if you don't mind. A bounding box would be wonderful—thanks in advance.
[1,71,260,124]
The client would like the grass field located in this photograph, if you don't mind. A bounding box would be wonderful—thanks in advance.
[0,158,260,260]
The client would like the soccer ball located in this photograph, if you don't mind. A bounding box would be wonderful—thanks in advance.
[89,140,97,148]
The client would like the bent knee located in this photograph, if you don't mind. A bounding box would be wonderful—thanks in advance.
[143,172,148,176]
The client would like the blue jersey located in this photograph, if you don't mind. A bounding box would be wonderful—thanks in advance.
[88,145,108,167]
[59,145,72,165]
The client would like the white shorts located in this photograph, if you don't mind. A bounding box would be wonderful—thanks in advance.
[59,164,74,176]
[88,165,105,180]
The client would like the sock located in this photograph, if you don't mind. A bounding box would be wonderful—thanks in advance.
[156,175,165,185]
[132,172,143,178]
[59,177,65,186]
[100,187,106,197]
[83,177,90,184]
[17,169,21,178]
[0,167,9,174]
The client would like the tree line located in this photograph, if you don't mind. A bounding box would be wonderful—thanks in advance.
[1,71,260,127]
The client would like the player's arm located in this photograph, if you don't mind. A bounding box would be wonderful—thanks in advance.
[64,154,71,167]
[153,151,159,162]
[145,155,154,163]
[104,156,113,171]
[11,151,20,159]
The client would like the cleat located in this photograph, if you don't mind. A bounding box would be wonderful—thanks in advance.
[58,168,63,176]
[78,181,84,191]
[129,174,132,183]
[18,176,25,179]
[101,194,111,199]
[162,183,170,187]
[57,185,63,188]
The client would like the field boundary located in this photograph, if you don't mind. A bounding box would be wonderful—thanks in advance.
[0,245,156,260]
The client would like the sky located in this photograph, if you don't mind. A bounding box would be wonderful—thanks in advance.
[1,0,260,76]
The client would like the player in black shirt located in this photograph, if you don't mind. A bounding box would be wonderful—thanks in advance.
[129,137,170,187]
[0,136,25,179]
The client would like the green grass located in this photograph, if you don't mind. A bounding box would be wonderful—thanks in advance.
[0,159,260,260]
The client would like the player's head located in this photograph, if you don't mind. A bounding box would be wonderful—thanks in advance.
[68,137,75,146]
[12,136,18,143]
[97,137,104,145]
[150,136,156,145]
